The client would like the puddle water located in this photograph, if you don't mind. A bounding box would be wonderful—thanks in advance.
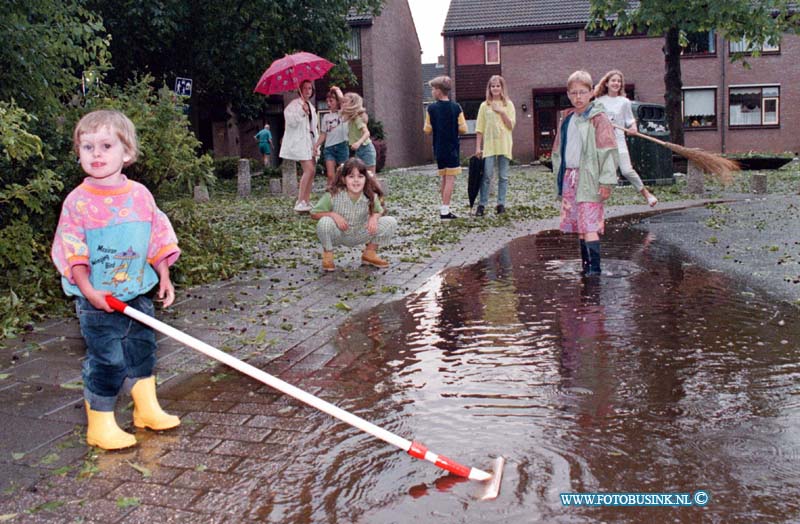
[162,217,800,522]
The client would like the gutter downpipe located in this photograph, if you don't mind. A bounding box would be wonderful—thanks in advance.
[720,34,727,153]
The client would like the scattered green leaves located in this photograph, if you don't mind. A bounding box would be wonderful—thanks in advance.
[38,453,60,466]
[210,373,232,383]
[116,497,140,509]
[126,460,152,478]
[28,500,65,514]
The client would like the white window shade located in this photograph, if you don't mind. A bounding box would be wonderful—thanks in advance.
[684,90,715,115]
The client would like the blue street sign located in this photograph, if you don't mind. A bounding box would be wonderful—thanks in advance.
[175,77,193,97]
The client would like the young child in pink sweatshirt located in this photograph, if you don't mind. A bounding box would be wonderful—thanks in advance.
[52,109,181,450]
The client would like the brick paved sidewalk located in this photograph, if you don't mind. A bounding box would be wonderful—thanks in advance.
[0,198,711,521]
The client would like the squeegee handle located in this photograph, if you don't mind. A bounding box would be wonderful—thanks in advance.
[104,295,491,481]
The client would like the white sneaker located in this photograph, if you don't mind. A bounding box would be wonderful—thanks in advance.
[294,201,312,212]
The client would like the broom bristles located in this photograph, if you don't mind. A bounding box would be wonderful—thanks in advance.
[613,124,740,185]
[662,142,739,186]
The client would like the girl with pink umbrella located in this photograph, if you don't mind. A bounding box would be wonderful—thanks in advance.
[279,79,319,212]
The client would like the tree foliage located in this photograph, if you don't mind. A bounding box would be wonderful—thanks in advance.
[89,0,384,120]
[0,2,214,338]
[0,0,111,117]
[589,0,799,144]
[82,77,216,195]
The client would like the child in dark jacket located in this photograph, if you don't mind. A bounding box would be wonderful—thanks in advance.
[424,75,468,219]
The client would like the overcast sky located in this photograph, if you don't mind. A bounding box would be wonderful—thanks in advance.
[408,0,451,63]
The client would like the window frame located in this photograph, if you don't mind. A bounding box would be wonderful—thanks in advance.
[681,30,717,57]
[728,84,780,128]
[484,40,500,65]
[345,28,361,60]
[762,97,779,125]
[681,87,718,130]
[729,37,780,55]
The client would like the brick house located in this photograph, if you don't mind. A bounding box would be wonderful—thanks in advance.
[219,0,425,169]
[442,0,800,163]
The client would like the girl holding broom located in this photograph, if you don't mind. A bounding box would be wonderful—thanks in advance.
[594,70,658,207]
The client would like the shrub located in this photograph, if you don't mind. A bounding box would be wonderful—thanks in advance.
[0,77,219,340]
[80,76,216,196]
[367,114,385,141]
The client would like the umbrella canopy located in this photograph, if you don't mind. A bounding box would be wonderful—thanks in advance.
[254,52,334,96]
[467,155,484,208]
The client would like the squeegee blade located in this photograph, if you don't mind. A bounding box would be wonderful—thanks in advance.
[480,456,505,500]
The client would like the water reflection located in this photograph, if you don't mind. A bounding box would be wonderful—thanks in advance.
[340,219,800,523]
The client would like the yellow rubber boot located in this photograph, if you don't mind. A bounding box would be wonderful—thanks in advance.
[85,401,137,450]
[131,376,180,430]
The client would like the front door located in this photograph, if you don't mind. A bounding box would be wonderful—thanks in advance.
[533,92,571,159]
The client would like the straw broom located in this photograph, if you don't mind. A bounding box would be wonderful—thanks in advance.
[613,124,739,185]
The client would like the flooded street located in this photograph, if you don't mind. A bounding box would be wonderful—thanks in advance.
[93,214,800,523]
[233,215,800,523]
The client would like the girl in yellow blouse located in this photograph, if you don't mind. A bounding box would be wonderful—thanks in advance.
[474,75,516,216]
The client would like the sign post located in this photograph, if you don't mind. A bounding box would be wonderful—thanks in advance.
[174,77,193,97]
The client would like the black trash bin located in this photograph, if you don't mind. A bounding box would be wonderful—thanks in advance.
[622,102,674,186]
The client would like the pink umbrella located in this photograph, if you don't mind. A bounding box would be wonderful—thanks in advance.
[253,51,335,95]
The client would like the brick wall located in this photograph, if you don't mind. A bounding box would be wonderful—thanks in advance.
[448,30,800,162]
[363,0,426,168]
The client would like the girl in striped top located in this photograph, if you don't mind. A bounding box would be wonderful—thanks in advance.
[310,157,397,272]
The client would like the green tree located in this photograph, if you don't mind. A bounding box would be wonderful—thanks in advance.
[89,0,384,121]
[0,1,111,336]
[0,0,111,117]
[589,0,799,145]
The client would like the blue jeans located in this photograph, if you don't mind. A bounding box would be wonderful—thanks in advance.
[355,141,377,167]
[324,141,349,164]
[77,295,157,411]
[479,155,510,206]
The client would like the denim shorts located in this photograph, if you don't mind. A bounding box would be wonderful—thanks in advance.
[355,141,377,167]
[323,141,349,164]
[77,294,157,409]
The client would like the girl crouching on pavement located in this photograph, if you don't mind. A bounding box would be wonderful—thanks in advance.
[310,158,397,272]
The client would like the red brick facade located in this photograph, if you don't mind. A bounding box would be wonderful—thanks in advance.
[358,0,425,167]
[446,30,800,162]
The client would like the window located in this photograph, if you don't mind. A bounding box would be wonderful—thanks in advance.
[485,40,500,64]
[729,86,780,127]
[729,38,780,54]
[501,29,578,45]
[682,88,716,128]
[682,30,716,55]
[585,26,648,39]
[345,29,361,60]
[456,36,485,65]
[460,99,483,134]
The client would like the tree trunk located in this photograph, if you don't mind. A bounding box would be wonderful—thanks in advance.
[664,27,684,146]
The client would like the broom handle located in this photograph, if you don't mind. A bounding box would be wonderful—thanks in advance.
[105,295,491,481]
[612,123,669,147]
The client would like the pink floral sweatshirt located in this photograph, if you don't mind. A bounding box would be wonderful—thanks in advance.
[51,176,180,301]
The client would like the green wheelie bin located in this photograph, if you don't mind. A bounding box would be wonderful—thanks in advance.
[623,102,675,186]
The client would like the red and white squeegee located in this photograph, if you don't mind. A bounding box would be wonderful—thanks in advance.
[106,295,504,499]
